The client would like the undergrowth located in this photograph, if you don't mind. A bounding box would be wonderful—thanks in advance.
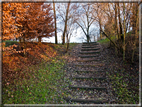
[2,42,78,104]
[107,71,139,104]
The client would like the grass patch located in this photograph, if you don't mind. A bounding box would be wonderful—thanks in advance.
[98,36,116,44]
[3,57,67,104]
[2,43,78,104]
[107,71,139,104]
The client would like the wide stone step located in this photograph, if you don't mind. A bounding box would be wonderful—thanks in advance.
[79,51,100,54]
[71,77,107,87]
[78,55,99,58]
[74,70,105,72]
[81,48,100,51]
[73,70,106,78]
[69,85,107,90]
[72,76,106,80]
[74,64,105,67]
[82,46,96,48]
[64,97,108,104]
[77,59,100,62]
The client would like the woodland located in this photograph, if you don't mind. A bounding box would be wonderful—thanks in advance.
[1,1,141,105]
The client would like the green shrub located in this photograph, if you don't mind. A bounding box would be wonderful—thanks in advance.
[3,40,19,47]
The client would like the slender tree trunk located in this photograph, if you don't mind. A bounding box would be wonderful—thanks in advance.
[117,3,123,52]
[101,29,119,50]
[86,27,90,43]
[99,19,102,40]
[19,37,22,42]
[62,2,70,45]
[132,3,137,34]
[86,35,90,43]
[38,36,41,42]
[53,1,58,44]
[115,4,119,40]
[115,3,118,55]
[66,33,69,52]
[123,3,126,61]
[131,3,139,63]
[117,3,123,40]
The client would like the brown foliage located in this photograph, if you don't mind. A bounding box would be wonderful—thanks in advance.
[2,43,57,85]
[2,3,54,42]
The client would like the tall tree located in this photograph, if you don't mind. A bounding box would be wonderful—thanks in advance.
[53,0,58,44]
[36,3,54,42]
[123,3,126,61]
[2,3,54,43]
[62,2,70,45]
[75,3,95,43]
[117,3,123,41]
[131,3,139,63]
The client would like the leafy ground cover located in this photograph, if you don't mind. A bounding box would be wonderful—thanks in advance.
[104,47,139,104]
[99,37,139,104]
[2,42,77,104]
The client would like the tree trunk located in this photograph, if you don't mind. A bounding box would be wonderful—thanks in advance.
[86,35,90,43]
[19,37,22,42]
[117,3,123,41]
[53,1,58,44]
[99,19,102,40]
[62,3,70,45]
[131,3,139,63]
[123,3,126,61]
[66,33,69,52]
[115,3,118,55]
[101,29,119,50]
[115,3,119,40]
[38,36,41,42]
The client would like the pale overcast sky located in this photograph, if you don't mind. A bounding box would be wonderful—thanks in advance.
[42,26,99,43]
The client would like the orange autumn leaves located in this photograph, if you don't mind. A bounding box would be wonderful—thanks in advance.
[3,43,57,70]
[2,43,57,85]
[2,3,54,42]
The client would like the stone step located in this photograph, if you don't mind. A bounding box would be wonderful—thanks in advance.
[70,77,107,87]
[74,63,105,67]
[79,51,100,54]
[82,46,96,48]
[64,97,108,104]
[69,85,107,90]
[72,76,106,80]
[81,48,100,51]
[73,70,106,78]
[78,55,99,58]
[77,59,100,62]
[74,70,105,73]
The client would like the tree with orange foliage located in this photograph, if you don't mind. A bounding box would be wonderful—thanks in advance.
[2,3,54,42]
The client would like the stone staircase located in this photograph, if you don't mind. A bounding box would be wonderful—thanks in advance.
[64,42,110,104]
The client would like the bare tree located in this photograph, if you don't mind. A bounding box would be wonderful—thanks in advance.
[131,3,139,63]
[75,3,96,43]
[53,0,58,44]
[62,2,70,45]
[57,2,78,45]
